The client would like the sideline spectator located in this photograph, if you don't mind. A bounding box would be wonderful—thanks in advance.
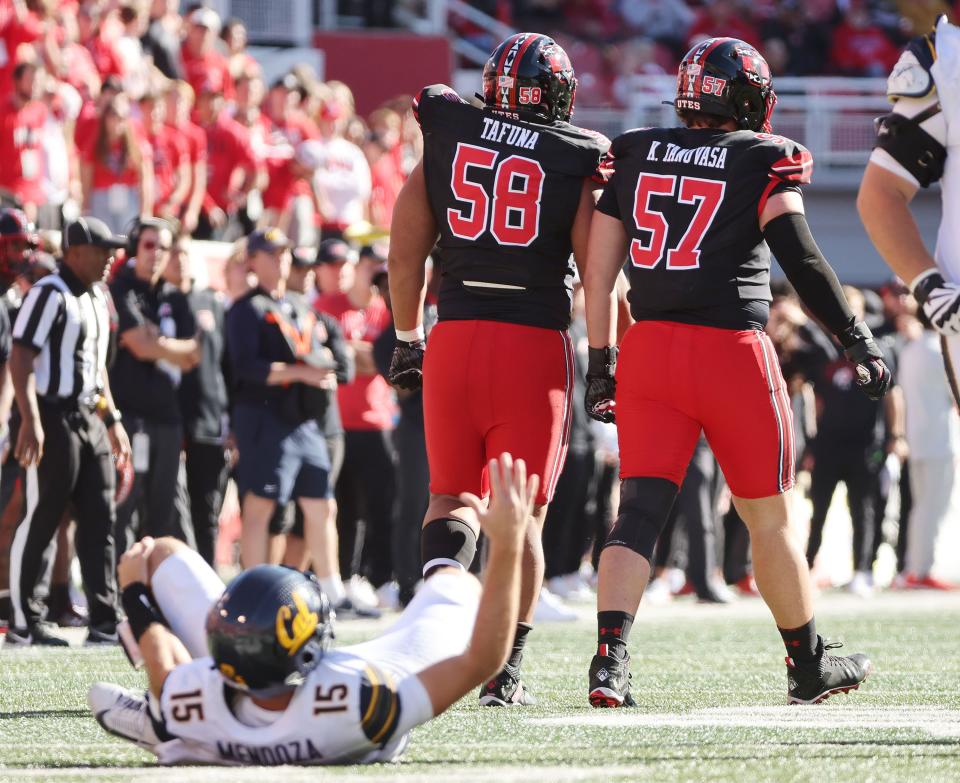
[79,93,154,233]
[221,17,258,83]
[316,242,396,606]
[180,7,232,102]
[829,4,899,77]
[193,81,258,241]
[142,0,183,81]
[110,219,198,554]
[312,97,371,240]
[0,62,48,223]
[139,91,189,226]
[225,228,335,571]
[163,81,206,236]
[163,232,230,566]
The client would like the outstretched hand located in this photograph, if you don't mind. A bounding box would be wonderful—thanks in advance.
[460,453,538,547]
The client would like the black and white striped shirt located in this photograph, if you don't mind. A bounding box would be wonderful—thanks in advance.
[12,265,110,403]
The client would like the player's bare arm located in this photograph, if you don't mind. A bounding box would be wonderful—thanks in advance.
[858,23,960,335]
[415,453,537,715]
[116,537,191,698]
[581,211,628,423]
[386,161,438,390]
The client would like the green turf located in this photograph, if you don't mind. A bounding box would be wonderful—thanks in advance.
[2,593,959,782]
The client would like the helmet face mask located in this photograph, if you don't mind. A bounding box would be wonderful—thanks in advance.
[482,33,577,124]
[675,38,777,132]
[206,565,334,697]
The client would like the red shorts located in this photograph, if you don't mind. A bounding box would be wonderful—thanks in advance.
[423,320,574,506]
[616,321,795,499]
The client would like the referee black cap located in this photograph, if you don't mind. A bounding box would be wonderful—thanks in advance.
[63,217,127,250]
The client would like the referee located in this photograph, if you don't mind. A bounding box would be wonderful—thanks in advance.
[6,217,132,647]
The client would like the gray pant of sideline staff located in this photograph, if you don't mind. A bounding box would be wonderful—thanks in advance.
[115,416,194,556]
[8,400,119,632]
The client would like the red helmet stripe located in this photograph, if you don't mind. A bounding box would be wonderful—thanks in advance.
[692,37,734,96]
[509,33,541,110]
[496,33,524,87]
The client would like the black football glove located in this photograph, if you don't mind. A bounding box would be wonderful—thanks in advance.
[912,269,960,336]
[838,321,891,401]
[388,340,425,391]
[584,346,618,423]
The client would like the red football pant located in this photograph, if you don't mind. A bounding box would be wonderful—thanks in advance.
[616,321,795,499]
[423,320,574,506]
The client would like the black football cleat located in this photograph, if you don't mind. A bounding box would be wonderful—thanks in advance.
[478,665,537,706]
[787,638,873,705]
[588,645,636,708]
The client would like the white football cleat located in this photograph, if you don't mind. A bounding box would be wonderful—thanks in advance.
[88,682,161,751]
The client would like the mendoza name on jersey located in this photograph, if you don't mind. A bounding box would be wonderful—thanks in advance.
[217,738,324,765]
[647,140,728,169]
[480,117,540,149]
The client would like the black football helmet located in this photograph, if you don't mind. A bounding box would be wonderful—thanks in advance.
[482,32,576,123]
[206,565,334,697]
[674,37,777,132]
[0,208,37,286]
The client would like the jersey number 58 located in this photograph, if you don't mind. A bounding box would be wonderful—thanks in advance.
[447,143,544,247]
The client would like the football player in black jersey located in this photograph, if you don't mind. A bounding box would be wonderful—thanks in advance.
[387,33,610,705]
[582,38,888,707]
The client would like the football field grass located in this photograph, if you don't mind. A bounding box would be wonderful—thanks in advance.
[2,591,959,782]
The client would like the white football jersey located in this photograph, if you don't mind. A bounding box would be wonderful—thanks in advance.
[154,649,432,766]
[870,16,960,283]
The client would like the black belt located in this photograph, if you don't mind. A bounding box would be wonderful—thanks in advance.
[39,394,101,415]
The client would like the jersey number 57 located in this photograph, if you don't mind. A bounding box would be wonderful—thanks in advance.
[447,142,544,247]
[630,173,725,270]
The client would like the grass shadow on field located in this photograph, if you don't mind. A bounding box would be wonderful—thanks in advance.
[0,709,89,719]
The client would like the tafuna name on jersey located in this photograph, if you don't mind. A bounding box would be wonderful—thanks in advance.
[217,739,324,765]
[646,141,728,169]
[480,117,540,149]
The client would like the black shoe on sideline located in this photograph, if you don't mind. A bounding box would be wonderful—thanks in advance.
[4,623,70,647]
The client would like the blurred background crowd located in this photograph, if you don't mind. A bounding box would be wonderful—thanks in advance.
[0,0,956,638]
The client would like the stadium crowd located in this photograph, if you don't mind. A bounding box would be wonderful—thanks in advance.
[0,0,956,646]
[453,0,954,104]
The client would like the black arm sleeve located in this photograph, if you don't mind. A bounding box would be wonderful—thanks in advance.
[763,212,855,337]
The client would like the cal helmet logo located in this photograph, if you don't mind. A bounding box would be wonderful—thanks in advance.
[275,589,318,655]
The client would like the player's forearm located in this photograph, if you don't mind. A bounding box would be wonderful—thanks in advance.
[140,624,192,698]
[858,164,937,287]
[584,213,628,348]
[463,537,523,682]
[10,345,40,425]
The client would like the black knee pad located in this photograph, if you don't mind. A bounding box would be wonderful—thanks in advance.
[421,517,478,577]
[603,477,678,561]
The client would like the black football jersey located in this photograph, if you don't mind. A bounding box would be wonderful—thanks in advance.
[597,126,813,329]
[415,84,609,330]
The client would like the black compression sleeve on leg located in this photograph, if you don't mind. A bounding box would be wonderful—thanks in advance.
[763,212,855,337]
[421,517,479,577]
[603,477,679,561]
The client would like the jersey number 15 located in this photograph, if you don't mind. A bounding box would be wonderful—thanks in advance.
[630,173,725,270]
[447,143,544,247]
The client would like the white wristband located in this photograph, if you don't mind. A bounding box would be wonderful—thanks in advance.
[396,326,425,342]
